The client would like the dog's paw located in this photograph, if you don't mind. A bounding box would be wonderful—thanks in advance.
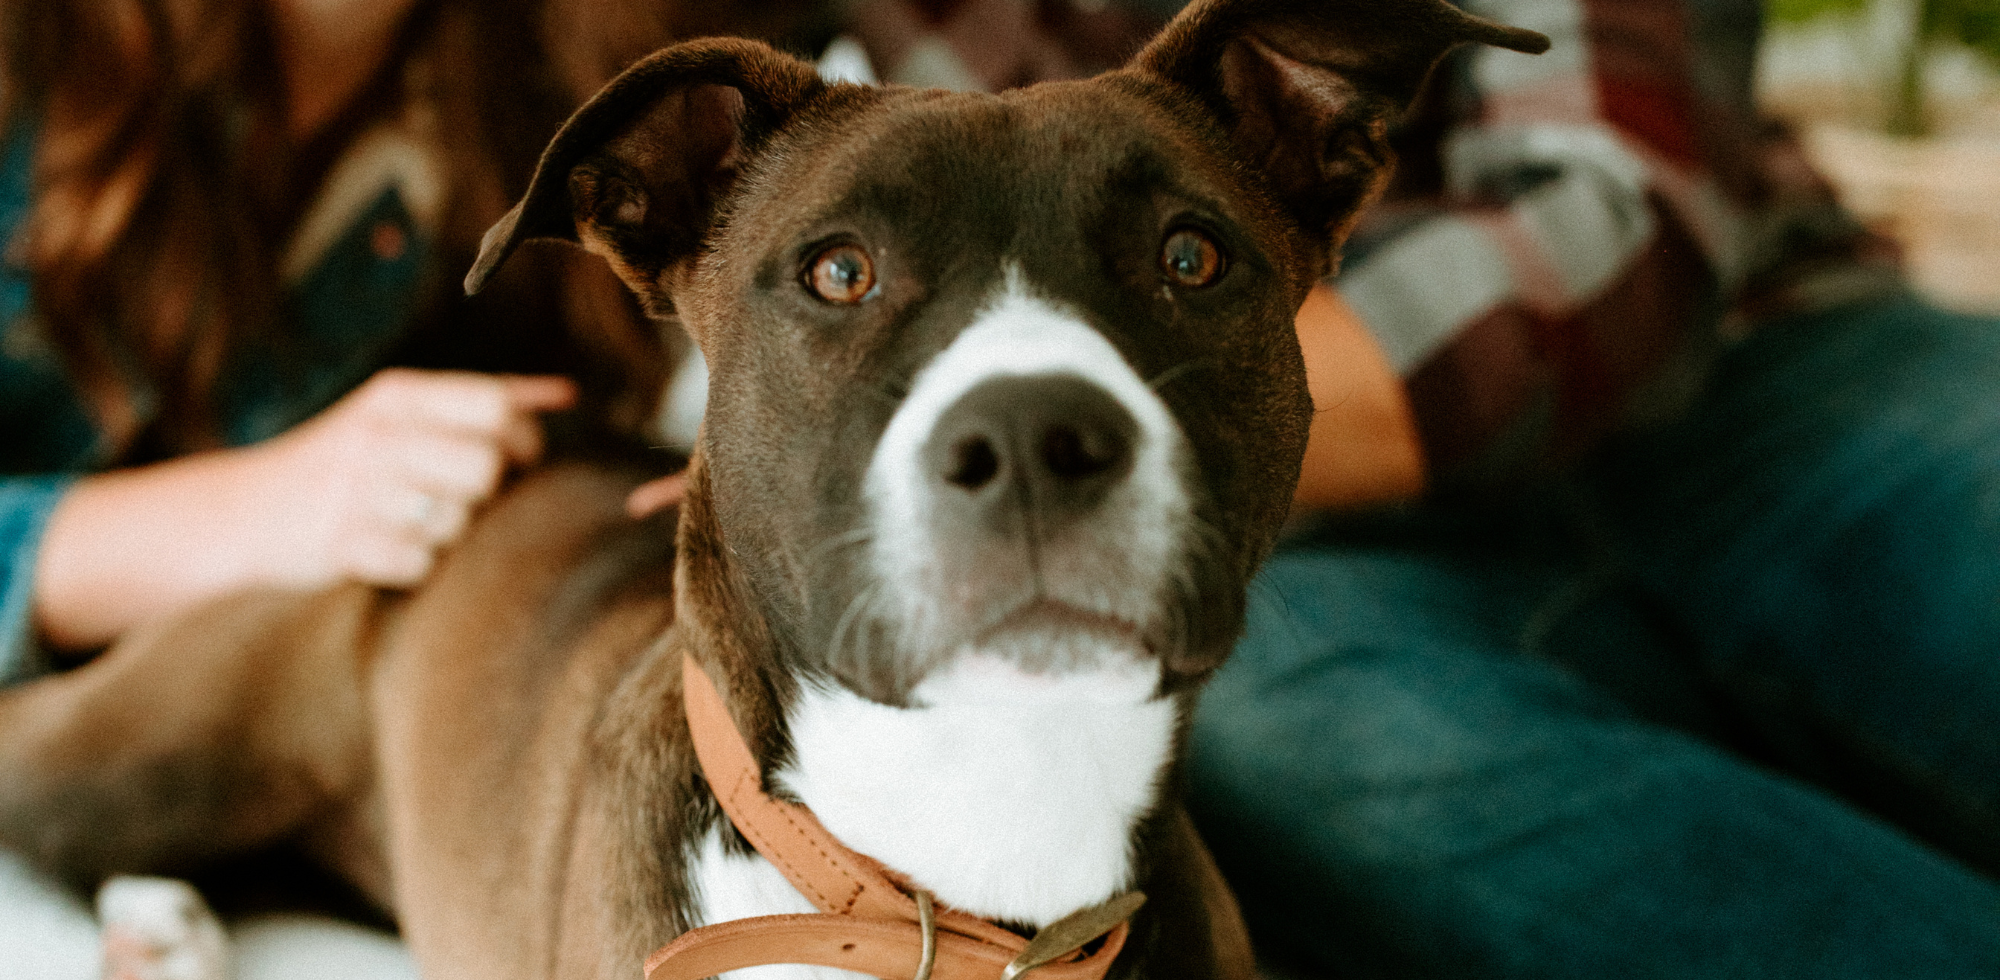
[96,876,229,980]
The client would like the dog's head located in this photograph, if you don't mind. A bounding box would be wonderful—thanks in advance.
[469,0,1544,706]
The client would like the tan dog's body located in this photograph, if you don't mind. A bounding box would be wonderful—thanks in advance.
[0,4,1544,977]
[2,465,685,974]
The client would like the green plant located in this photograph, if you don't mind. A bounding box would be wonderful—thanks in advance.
[1769,0,2000,135]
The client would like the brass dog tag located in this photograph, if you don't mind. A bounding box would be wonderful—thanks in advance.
[1001,891,1147,980]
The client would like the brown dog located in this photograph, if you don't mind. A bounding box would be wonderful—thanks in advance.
[0,2,1543,977]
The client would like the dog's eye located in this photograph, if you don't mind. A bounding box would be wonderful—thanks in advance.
[805,244,877,304]
[1160,228,1224,289]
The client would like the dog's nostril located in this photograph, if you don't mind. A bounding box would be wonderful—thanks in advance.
[1042,424,1122,480]
[924,374,1140,509]
[946,436,1001,490]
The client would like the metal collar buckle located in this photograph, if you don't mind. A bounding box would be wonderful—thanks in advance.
[913,890,939,980]
[1003,892,1147,980]
[908,888,1144,980]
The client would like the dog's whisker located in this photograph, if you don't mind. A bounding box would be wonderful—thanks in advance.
[803,526,874,576]
[828,586,869,673]
[897,593,947,689]
[828,579,886,679]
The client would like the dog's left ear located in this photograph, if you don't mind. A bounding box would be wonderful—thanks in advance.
[464,38,824,313]
[1132,0,1547,272]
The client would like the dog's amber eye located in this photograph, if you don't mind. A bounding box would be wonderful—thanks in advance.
[1160,228,1224,288]
[806,244,876,304]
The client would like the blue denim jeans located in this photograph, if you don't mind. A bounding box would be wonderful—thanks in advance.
[1189,294,2000,978]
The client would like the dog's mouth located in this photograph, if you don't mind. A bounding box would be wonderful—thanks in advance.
[888,596,1163,707]
[973,597,1148,663]
[979,597,1142,639]
[911,607,1163,709]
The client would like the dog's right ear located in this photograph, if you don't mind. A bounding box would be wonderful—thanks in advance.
[1131,0,1547,275]
[464,38,823,314]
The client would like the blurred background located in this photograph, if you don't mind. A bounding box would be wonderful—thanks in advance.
[2,0,1998,977]
[1758,0,2000,312]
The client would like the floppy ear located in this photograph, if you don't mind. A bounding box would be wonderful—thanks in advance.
[464,38,824,314]
[1132,0,1547,271]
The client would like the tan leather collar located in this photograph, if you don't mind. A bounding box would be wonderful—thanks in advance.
[646,654,1140,980]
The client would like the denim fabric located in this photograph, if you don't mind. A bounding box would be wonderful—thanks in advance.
[1192,293,2000,978]
[1591,294,2000,871]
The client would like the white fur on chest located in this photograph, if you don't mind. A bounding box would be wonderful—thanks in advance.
[777,654,1174,926]
[684,829,873,980]
[682,653,1174,979]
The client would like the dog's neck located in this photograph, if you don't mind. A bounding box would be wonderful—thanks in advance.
[672,459,1176,931]
[772,653,1175,929]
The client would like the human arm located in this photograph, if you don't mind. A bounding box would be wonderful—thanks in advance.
[29,369,575,652]
[1290,285,1426,511]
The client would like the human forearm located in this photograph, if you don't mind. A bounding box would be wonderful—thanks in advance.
[1291,285,1426,512]
[31,446,291,651]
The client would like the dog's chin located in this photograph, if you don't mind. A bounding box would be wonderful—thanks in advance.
[818,588,1178,706]
[980,599,1147,664]
[909,617,1163,710]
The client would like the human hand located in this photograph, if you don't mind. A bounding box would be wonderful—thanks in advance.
[34,369,576,651]
[244,369,576,587]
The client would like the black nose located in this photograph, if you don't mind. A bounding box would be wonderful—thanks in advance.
[924,374,1140,532]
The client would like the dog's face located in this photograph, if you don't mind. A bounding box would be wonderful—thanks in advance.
[693,82,1317,705]
[469,0,1545,705]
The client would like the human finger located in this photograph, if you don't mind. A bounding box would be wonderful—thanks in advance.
[367,480,472,545]
[414,491,474,545]
[341,530,437,587]
[383,372,574,443]
[498,375,578,413]
[494,408,545,468]
[395,433,506,502]
[369,371,519,437]
[625,473,687,519]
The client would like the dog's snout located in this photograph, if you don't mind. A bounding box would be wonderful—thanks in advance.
[926,374,1139,525]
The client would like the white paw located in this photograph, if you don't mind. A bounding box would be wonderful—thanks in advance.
[96,876,229,980]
